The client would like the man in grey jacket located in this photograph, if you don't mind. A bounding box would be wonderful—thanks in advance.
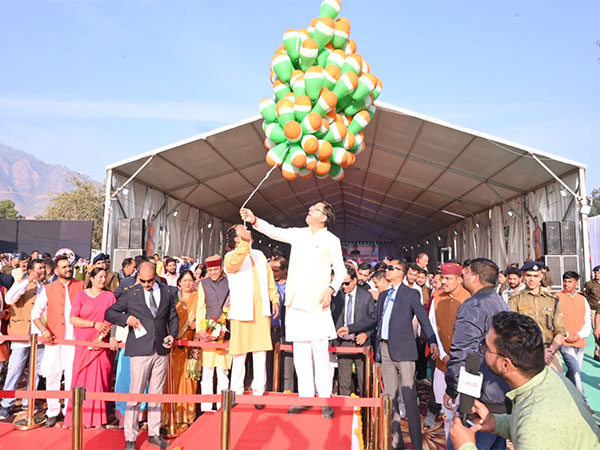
[444,258,511,450]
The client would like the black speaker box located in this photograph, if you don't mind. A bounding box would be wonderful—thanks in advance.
[129,218,145,250]
[560,221,576,255]
[543,221,562,255]
[117,218,130,249]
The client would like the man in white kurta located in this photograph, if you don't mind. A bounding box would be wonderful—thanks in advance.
[31,256,80,426]
[241,202,345,419]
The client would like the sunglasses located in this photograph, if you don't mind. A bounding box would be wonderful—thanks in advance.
[139,278,156,284]
[342,281,353,286]
[386,266,403,272]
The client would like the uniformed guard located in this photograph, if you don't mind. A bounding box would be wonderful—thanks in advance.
[584,265,600,361]
[509,261,566,371]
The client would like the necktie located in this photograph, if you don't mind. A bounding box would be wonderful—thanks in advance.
[148,289,158,317]
[380,287,395,339]
[346,294,353,326]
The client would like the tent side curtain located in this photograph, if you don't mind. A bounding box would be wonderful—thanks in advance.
[107,175,225,260]
[589,215,600,270]
[526,173,580,260]
[107,173,165,254]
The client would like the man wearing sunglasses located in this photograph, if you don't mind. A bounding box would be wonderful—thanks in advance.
[240,202,345,419]
[338,259,439,450]
[105,262,179,450]
[331,265,375,396]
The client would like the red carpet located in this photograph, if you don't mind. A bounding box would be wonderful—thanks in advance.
[170,404,354,450]
[0,423,150,450]
[0,405,354,450]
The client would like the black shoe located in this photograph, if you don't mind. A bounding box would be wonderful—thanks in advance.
[45,415,58,428]
[321,406,334,419]
[288,405,312,415]
[254,404,265,410]
[0,406,12,420]
[124,441,137,450]
[148,435,169,449]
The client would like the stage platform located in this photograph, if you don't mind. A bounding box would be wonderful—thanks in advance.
[0,404,354,450]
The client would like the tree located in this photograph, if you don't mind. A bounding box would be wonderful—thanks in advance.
[589,188,600,217]
[0,199,22,219]
[43,176,104,249]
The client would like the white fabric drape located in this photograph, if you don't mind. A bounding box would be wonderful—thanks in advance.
[589,215,600,270]
[490,205,507,270]
[504,198,524,266]
[464,216,476,260]
[475,211,490,259]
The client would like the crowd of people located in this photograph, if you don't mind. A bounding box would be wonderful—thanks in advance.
[0,200,599,450]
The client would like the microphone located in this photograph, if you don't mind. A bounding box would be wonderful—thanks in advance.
[457,352,482,426]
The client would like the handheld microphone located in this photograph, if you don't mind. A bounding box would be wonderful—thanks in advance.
[458,352,482,426]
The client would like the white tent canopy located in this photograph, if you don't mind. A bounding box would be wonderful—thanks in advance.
[103,102,590,276]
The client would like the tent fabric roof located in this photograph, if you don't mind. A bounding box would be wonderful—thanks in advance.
[107,102,585,242]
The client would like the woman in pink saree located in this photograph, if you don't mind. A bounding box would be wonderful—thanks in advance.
[65,267,119,428]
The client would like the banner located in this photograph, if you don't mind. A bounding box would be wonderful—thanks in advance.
[343,243,379,263]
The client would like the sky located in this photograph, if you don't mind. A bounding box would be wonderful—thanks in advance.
[0,0,599,188]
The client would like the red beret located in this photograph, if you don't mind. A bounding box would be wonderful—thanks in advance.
[441,263,463,276]
[205,256,222,268]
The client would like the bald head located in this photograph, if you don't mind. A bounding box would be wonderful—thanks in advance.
[137,262,157,290]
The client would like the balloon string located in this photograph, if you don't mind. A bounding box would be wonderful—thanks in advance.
[241,163,280,226]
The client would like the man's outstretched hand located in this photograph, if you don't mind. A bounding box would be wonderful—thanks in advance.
[240,208,256,225]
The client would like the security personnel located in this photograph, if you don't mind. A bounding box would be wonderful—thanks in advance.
[584,265,600,361]
[85,253,120,292]
[509,261,566,371]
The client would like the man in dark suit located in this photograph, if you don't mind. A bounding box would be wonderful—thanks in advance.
[105,262,179,450]
[331,265,375,396]
[338,259,439,450]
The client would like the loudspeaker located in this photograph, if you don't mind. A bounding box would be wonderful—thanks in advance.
[112,249,143,273]
[563,255,579,273]
[560,221,576,255]
[117,219,130,249]
[129,218,145,249]
[544,255,562,283]
[543,255,580,290]
[543,221,562,255]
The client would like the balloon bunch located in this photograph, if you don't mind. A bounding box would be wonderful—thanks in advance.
[259,0,382,181]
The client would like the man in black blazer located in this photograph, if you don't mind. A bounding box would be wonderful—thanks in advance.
[338,259,439,450]
[331,265,375,396]
[105,262,179,450]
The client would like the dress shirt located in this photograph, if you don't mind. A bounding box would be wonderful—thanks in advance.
[501,283,525,303]
[381,283,399,340]
[272,280,285,328]
[143,283,161,312]
[344,286,357,326]
[164,273,178,287]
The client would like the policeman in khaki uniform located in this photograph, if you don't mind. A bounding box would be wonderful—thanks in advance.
[508,261,566,372]
[584,265,600,361]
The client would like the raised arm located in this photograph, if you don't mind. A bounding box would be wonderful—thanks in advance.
[224,240,251,274]
[241,208,297,244]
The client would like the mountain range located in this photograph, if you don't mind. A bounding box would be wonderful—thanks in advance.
[0,144,89,218]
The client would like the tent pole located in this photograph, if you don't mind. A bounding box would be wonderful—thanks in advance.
[579,167,591,280]
[101,169,113,253]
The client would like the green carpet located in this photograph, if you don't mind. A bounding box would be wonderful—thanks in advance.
[579,337,600,419]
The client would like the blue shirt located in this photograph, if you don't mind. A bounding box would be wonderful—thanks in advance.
[380,284,397,340]
[272,280,285,328]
